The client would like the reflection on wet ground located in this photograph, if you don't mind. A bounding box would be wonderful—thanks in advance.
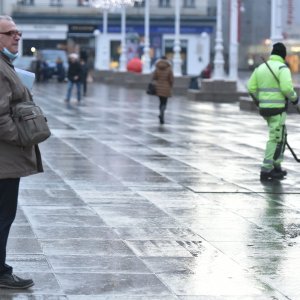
[3,82,300,299]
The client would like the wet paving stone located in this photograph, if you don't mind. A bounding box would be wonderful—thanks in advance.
[27,214,106,227]
[48,255,151,273]
[126,240,194,257]
[33,226,119,240]
[68,296,178,300]
[56,273,171,296]
[3,82,300,298]
[41,239,135,256]
[6,255,51,273]
[0,296,68,300]
[7,238,43,254]
[115,227,202,241]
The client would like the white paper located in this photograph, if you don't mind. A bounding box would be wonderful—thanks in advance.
[15,68,35,90]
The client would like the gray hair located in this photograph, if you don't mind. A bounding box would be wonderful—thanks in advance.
[0,16,13,22]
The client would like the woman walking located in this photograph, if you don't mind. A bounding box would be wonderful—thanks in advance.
[152,56,174,124]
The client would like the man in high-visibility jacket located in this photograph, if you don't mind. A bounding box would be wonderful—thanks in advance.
[247,42,298,181]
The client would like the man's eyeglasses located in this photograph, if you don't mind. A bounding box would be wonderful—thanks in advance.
[0,30,22,38]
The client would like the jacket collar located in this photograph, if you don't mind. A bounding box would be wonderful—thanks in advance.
[269,55,285,63]
[0,51,15,68]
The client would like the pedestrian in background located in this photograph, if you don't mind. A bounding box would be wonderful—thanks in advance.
[0,15,43,289]
[65,53,82,104]
[152,56,174,124]
[80,58,88,96]
[247,42,298,181]
[56,56,65,83]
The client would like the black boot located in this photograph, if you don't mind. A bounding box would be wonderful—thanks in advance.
[274,165,287,177]
[260,169,284,181]
[159,109,165,124]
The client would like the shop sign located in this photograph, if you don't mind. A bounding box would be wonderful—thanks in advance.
[69,25,98,34]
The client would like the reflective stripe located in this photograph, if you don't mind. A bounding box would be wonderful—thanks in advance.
[279,65,288,69]
[258,88,281,92]
[259,99,286,104]
[261,166,273,172]
[263,159,273,164]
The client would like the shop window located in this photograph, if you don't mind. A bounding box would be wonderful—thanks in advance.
[183,0,195,8]
[49,0,62,6]
[134,0,145,7]
[159,0,171,8]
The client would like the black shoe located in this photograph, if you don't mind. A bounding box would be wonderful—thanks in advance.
[0,274,34,289]
[260,169,284,181]
[159,115,164,124]
[274,166,287,177]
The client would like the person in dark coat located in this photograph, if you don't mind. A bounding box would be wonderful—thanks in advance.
[65,53,82,104]
[80,58,88,96]
[56,56,65,82]
[152,56,174,124]
[0,15,43,289]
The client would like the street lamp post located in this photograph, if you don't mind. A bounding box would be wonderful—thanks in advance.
[101,9,110,70]
[142,0,151,74]
[229,0,238,80]
[119,6,127,71]
[173,0,182,76]
[213,0,225,79]
[271,0,283,44]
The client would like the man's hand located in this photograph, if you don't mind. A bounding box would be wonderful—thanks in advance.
[249,93,259,107]
[293,97,299,105]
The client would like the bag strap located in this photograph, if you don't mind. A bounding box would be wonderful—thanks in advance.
[261,56,288,107]
[261,56,280,84]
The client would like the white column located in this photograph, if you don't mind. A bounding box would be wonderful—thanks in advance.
[94,29,101,70]
[229,0,238,80]
[142,0,151,74]
[101,9,110,70]
[119,6,127,72]
[271,0,283,43]
[18,38,23,57]
[173,0,182,77]
[213,0,225,79]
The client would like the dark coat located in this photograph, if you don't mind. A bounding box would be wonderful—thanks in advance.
[152,59,174,97]
[0,53,43,179]
[67,60,82,82]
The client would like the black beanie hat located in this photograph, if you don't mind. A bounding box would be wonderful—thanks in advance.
[271,42,287,59]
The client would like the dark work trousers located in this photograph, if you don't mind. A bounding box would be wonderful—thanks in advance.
[0,178,20,275]
[159,96,168,116]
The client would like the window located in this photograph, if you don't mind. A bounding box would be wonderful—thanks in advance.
[183,0,195,8]
[159,0,170,8]
[134,0,145,7]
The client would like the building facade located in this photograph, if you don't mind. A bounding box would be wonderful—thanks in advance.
[5,0,297,74]
[2,0,217,75]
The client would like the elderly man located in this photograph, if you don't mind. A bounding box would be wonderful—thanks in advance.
[0,15,44,289]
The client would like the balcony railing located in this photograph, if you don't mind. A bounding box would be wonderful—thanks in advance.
[14,0,213,17]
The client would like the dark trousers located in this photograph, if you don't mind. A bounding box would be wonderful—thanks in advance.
[159,96,168,115]
[0,178,20,275]
[82,78,87,96]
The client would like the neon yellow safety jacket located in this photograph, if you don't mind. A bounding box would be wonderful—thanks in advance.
[247,55,298,116]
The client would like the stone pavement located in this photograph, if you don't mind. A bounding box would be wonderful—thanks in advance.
[3,81,300,299]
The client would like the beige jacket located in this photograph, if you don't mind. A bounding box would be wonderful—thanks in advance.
[0,52,43,179]
[152,59,174,97]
